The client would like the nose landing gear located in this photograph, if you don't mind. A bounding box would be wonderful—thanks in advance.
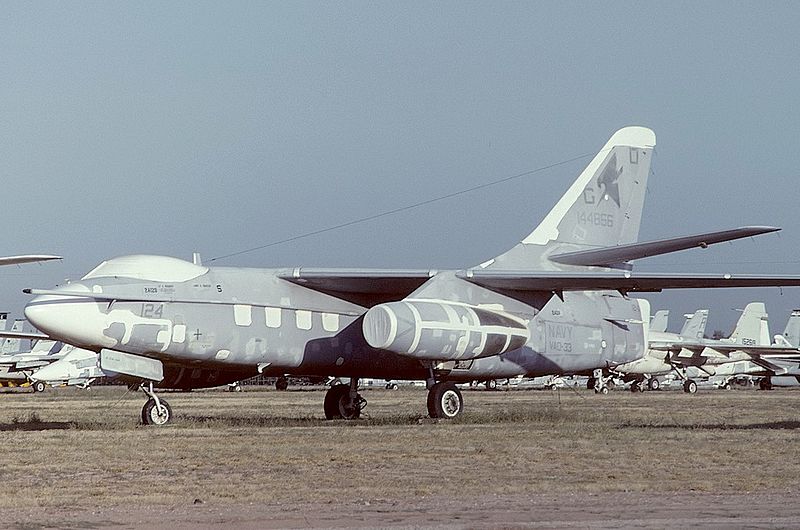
[141,382,172,426]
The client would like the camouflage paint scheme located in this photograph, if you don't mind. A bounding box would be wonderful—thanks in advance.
[22,127,800,420]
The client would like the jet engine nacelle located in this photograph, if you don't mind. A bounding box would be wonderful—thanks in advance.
[362,300,530,361]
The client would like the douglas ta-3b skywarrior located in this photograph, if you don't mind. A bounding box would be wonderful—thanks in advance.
[22,127,800,425]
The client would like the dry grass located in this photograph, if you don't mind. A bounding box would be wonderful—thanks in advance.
[0,385,798,510]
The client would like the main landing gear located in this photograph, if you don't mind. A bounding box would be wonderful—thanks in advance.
[322,378,465,420]
[427,381,464,419]
[141,382,173,426]
[324,379,367,420]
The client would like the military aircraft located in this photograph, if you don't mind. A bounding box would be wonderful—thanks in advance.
[29,346,105,390]
[601,309,708,391]
[21,126,800,425]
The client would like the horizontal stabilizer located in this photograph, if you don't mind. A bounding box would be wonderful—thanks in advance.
[0,255,61,267]
[459,270,800,293]
[548,226,779,268]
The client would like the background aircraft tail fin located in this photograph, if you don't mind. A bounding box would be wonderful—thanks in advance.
[780,309,800,347]
[679,310,708,339]
[650,310,669,333]
[0,319,25,354]
[729,302,770,345]
[481,126,655,271]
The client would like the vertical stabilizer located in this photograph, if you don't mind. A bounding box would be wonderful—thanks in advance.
[0,319,25,354]
[780,309,800,347]
[729,302,770,345]
[650,310,669,333]
[679,310,708,340]
[482,126,655,271]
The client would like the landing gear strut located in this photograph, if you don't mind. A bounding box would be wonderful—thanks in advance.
[323,379,366,420]
[141,382,172,426]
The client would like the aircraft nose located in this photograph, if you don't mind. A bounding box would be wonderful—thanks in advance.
[25,286,111,349]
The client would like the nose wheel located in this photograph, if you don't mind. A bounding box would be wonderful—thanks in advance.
[140,382,173,426]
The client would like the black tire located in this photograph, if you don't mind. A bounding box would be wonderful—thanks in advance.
[427,382,464,419]
[275,377,289,391]
[587,377,596,390]
[683,380,697,394]
[323,384,361,420]
[485,380,497,391]
[723,383,731,391]
[141,398,173,426]
[630,383,641,393]
[759,378,773,391]
[599,386,609,395]
[386,383,399,390]
[32,381,46,393]
[648,378,660,391]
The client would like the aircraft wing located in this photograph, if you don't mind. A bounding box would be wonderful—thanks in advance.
[278,269,436,305]
[548,226,779,267]
[458,271,800,293]
[0,255,61,266]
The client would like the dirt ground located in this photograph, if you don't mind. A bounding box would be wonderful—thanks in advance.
[1,384,799,529]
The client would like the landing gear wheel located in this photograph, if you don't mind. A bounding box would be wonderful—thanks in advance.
[723,383,732,391]
[485,380,497,391]
[323,383,363,420]
[683,380,697,394]
[386,383,399,390]
[598,386,609,395]
[587,377,596,390]
[32,381,46,393]
[759,378,773,391]
[427,382,464,419]
[647,378,660,391]
[275,376,289,391]
[141,397,172,426]
[630,382,642,393]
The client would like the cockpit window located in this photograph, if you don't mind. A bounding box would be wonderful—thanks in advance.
[82,255,209,282]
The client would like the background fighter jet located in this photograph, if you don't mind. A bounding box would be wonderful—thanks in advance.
[21,127,800,425]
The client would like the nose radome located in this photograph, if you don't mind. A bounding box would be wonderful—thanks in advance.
[25,285,112,349]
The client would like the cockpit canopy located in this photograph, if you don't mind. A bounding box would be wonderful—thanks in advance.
[82,255,208,282]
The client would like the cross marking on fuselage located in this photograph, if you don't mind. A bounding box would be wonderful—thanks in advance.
[193,329,203,340]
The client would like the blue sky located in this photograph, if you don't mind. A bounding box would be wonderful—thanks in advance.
[1,1,799,335]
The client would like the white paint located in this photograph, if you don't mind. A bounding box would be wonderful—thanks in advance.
[265,307,282,328]
[172,324,186,343]
[295,310,312,330]
[82,255,208,282]
[322,313,340,332]
[215,349,231,360]
[234,304,252,327]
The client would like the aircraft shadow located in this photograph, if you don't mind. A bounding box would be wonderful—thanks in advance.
[622,421,800,431]
[0,420,79,431]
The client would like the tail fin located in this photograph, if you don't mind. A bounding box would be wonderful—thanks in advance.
[679,310,708,339]
[650,310,669,333]
[729,302,770,345]
[482,126,655,270]
[0,319,25,354]
[780,309,800,347]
